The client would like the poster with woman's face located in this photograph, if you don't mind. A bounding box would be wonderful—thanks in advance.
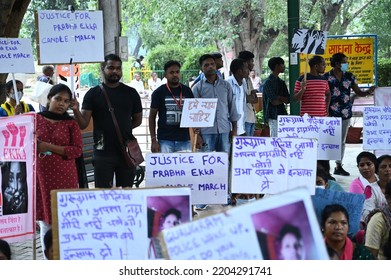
[1,161,28,215]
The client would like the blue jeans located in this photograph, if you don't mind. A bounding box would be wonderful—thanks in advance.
[159,140,191,153]
[201,133,230,153]
[245,122,255,136]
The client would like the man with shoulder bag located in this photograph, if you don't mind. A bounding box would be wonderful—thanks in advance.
[72,54,143,188]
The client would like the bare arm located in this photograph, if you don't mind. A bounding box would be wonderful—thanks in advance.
[352,84,376,97]
[293,81,306,101]
[70,98,92,130]
[132,112,142,129]
[325,89,331,115]
[148,108,160,153]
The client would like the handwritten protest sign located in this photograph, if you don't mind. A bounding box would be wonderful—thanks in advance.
[363,106,391,150]
[160,187,328,260]
[145,152,228,204]
[277,114,342,160]
[231,137,317,195]
[180,98,218,128]
[52,187,191,260]
[374,87,391,106]
[291,29,328,55]
[0,38,35,73]
[36,10,104,64]
[0,114,36,242]
[312,188,365,237]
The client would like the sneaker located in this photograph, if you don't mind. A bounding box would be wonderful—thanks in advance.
[195,204,207,210]
[334,165,350,176]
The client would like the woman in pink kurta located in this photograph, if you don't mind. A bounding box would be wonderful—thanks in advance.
[36,84,82,227]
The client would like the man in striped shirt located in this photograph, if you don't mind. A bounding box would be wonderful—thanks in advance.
[293,55,330,117]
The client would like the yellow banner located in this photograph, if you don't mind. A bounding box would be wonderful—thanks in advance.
[300,37,374,84]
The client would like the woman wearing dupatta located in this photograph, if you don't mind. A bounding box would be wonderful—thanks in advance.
[36,84,82,256]
[321,204,375,260]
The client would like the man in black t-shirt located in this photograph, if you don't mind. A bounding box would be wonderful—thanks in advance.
[72,54,143,188]
[149,60,194,153]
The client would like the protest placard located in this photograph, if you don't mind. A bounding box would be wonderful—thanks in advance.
[145,152,228,205]
[0,38,35,73]
[180,98,218,128]
[291,29,328,55]
[231,136,317,195]
[0,114,36,242]
[311,188,365,237]
[277,114,342,160]
[160,187,328,260]
[363,106,391,150]
[36,10,104,64]
[374,87,391,106]
[51,187,191,260]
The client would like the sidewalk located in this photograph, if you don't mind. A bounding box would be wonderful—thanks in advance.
[9,144,363,260]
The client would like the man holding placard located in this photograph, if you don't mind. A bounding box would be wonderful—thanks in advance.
[72,54,143,188]
[192,54,239,153]
[149,60,194,153]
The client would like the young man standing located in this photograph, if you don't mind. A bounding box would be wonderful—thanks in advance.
[72,54,143,188]
[262,57,290,137]
[149,60,194,153]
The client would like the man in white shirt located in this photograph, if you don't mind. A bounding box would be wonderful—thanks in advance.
[147,72,162,99]
[130,72,147,98]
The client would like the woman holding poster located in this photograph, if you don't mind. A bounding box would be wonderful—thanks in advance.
[0,80,35,116]
[35,84,82,255]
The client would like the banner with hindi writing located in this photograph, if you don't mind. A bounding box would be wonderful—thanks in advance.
[363,106,391,150]
[231,137,317,195]
[160,187,329,260]
[180,98,218,128]
[300,37,375,85]
[52,187,191,260]
[0,114,36,242]
[0,38,35,74]
[145,152,228,205]
[277,114,342,160]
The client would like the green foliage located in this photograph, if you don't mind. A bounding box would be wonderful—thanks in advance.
[377,58,391,86]
[255,110,266,130]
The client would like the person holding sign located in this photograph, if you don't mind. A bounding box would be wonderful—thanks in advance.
[0,80,35,116]
[192,54,239,153]
[321,204,375,260]
[293,55,330,117]
[72,54,143,188]
[324,53,376,177]
[262,57,290,137]
[36,83,83,254]
[149,60,194,153]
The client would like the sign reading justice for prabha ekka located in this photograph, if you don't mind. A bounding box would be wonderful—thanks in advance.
[277,114,342,160]
[231,136,318,195]
[145,152,229,205]
[36,10,104,64]
[363,106,391,150]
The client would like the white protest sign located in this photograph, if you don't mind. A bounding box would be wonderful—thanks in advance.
[145,152,228,205]
[0,114,36,242]
[53,187,191,260]
[180,98,218,128]
[291,29,328,55]
[160,187,329,260]
[277,114,342,160]
[36,10,104,64]
[374,87,391,106]
[363,106,391,150]
[0,38,35,73]
[231,136,317,195]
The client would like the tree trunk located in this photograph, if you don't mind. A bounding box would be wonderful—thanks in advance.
[320,1,343,31]
[0,0,31,103]
[132,35,143,57]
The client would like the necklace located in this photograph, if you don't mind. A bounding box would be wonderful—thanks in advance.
[165,84,183,109]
